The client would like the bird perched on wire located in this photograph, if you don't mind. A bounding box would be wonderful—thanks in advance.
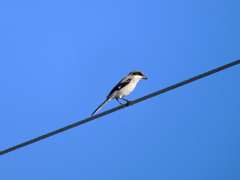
[91,70,147,115]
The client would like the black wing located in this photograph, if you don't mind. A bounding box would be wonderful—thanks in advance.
[108,78,132,96]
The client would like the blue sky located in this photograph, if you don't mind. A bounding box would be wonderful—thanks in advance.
[1,1,240,179]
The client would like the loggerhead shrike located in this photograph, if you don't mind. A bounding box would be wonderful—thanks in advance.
[91,70,147,115]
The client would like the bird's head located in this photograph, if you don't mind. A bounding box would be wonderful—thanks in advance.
[129,70,147,80]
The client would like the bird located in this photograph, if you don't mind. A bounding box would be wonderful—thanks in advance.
[91,70,147,115]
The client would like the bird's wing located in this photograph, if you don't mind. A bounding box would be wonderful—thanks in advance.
[108,77,132,96]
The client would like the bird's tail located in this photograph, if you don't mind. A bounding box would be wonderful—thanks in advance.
[91,98,111,116]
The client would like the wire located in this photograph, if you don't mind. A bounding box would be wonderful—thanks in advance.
[1,59,239,156]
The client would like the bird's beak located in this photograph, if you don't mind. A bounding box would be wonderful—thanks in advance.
[142,75,148,79]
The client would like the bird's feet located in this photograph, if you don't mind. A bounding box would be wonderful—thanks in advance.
[121,98,132,106]
[126,100,132,106]
[116,98,133,107]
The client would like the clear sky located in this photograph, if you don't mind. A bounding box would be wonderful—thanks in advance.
[1,1,240,180]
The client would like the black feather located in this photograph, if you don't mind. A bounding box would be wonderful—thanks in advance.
[108,78,132,96]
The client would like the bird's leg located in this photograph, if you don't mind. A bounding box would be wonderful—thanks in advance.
[121,98,132,106]
[121,98,129,102]
[116,98,123,105]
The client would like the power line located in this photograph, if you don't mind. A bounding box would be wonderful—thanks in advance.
[1,59,239,156]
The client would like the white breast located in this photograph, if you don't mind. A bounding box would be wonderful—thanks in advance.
[117,77,141,98]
